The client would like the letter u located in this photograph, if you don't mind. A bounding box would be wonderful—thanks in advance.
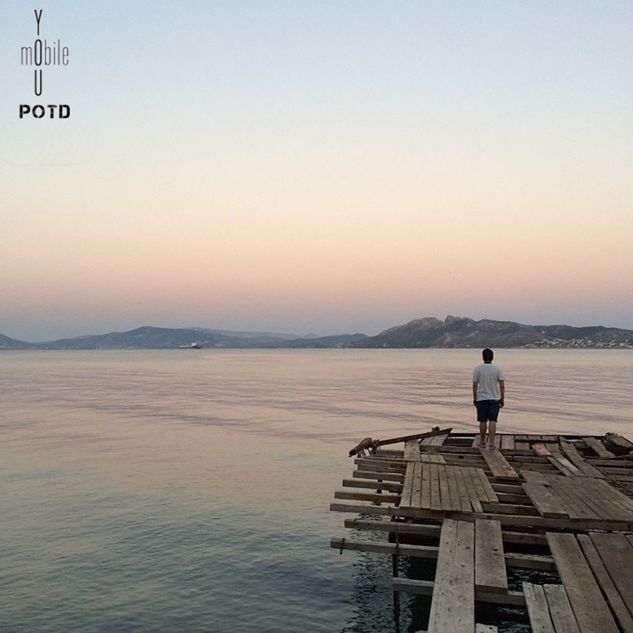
[34,69,43,96]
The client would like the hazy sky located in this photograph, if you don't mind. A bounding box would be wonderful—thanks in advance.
[1,1,632,340]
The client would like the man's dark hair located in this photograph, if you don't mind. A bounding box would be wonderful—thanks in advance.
[482,348,494,362]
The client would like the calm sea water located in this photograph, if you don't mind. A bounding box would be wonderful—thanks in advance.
[1,350,632,632]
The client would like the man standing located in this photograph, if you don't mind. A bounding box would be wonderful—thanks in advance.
[473,348,505,449]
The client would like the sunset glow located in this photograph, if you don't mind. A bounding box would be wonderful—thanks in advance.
[2,2,632,340]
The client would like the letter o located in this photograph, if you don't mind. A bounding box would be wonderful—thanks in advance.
[34,39,42,66]
[33,105,45,118]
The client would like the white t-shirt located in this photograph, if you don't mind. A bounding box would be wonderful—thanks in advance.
[473,363,505,401]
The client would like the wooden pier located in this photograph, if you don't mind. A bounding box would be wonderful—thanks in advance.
[331,429,633,632]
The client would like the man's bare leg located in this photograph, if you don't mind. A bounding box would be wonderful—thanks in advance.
[479,422,487,446]
[488,421,497,449]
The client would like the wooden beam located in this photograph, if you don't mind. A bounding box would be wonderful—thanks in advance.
[330,501,633,530]
[391,578,525,606]
[331,537,554,570]
[342,518,548,545]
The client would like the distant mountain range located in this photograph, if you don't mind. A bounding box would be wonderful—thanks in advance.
[1,317,632,350]
[352,316,633,349]
[0,326,365,350]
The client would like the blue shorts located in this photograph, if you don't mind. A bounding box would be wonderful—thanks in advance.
[476,400,500,423]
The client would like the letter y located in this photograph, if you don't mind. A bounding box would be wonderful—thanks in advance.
[34,9,43,35]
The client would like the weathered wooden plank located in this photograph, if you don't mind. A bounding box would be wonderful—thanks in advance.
[446,463,463,511]
[543,584,581,633]
[470,466,489,505]
[475,519,507,593]
[521,469,558,484]
[430,464,442,511]
[546,532,619,633]
[554,477,599,519]
[400,462,415,506]
[480,447,519,479]
[371,426,454,448]
[476,468,499,502]
[583,437,616,459]
[589,532,633,619]
[420,453,446,464]
[427,520,474,633]
[523,582,555,633]
[422,432,450,447]
[411,461,423,508]
[523,481,570,518]
[421,462,432,509]
[501,434,515,451]
[438,465,452,511]
[403,439,421,461]
[578,534,633,633]
[454,465,474,512]
[463,467,483,513]
[581,477,633,520]
[548,453,581,476]
[560,441,604,478]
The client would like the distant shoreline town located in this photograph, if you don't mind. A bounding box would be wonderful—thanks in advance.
[1,316,632,350]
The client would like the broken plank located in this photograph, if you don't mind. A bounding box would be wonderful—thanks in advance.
[523,582,555,633]
[560,441,605,478]
[548,452,581,476]
[583,437,616,459]
[543,584,581,633]
[605,432,633,449]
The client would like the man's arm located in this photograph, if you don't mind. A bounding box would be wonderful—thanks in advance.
[499,380,505,407]
[472,382,478,405]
